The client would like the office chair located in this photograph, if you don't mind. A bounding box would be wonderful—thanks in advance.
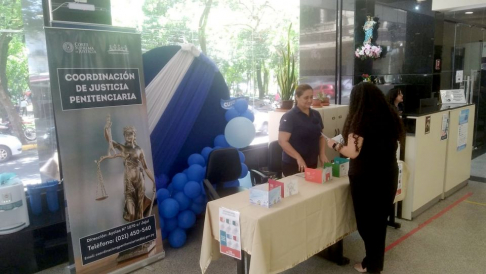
[249,141,283,185]
[203,148,245,201]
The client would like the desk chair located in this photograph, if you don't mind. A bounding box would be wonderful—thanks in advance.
[203,148,246,201]
[249,141,283,186]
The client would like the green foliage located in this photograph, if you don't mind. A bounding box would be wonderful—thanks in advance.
[141,0,198,51]
[276,24,297,101]
[0,0,23,30]
[138,0,299,96]
[6,35,29,100]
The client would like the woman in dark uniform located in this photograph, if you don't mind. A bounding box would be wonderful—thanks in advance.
[327,83,404,273]
[278,84,329,176]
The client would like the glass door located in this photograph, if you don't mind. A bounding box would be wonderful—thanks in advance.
[453,24,486,149]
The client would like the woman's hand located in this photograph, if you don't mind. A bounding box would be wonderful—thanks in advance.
[296,157,307,172]
[327,138,337,149]
[320,153,329,164]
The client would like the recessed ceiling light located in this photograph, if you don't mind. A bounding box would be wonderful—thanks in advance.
[465,11,474,14]
[415,5,420,10]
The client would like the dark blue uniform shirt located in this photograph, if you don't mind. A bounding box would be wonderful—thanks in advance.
[279,106,323,167]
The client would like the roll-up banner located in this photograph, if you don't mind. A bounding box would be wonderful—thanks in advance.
[45,27,164,273]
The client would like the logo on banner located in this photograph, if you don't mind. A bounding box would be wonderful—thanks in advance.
[108,44,129,55]
[63,42,97,54]
[63,42,74,53]
[220,97,248,109]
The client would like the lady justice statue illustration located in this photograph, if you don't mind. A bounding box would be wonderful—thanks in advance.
[363,15,376,45]
[95,115,156,222]
[95,115,157,261]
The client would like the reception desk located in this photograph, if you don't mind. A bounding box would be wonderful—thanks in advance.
[401,104,475,220]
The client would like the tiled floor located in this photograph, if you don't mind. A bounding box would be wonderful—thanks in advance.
[38,154,486,274]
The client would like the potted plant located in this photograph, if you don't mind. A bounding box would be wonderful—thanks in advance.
[277,24,297,110]
[318,92,330,106]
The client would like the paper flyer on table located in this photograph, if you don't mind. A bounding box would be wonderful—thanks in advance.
[321,133,345,144]
[457,109,469,151]
[219,207,242,260]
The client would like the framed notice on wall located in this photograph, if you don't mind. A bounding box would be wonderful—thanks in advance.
[457,109,469,151]
[425,116,431,134]
[441,113,449,141]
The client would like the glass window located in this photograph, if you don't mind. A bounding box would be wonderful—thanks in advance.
[111,0,300,146]
[0,1,46,186]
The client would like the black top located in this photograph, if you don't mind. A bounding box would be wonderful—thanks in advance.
[349,118,398,176]
[279,106,323,166]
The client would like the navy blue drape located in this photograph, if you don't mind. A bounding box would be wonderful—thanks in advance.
[150,54,217,177]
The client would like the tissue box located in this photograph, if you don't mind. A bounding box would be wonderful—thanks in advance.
[305,167,334,184]
[249,183,281,208]
[323,163,333,182]
[332,157,349,177]
[304,168,322,184]
[268,178,299,198]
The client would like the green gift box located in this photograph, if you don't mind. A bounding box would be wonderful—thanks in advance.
[331,157,349,177]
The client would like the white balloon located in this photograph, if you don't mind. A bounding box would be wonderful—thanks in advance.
[224,117,256,148]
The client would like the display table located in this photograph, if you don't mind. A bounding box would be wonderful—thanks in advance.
[200,175,357,274]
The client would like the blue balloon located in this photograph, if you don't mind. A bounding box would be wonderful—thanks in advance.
[188,153,206,167]
[224,117,256,148]
[194,194,206,204]
[160,198,180,219]
[164,217,178,232]
[178,210,196,229]
[214,134,230,148]
[190,202,205,215]
[162,229,169,240]
[156,188,170,204]
[168,228,187,248]
[242,110,255,122]
[167,183,174,195]
[173,192,192,211]
[238,151,245,163]
[184,181,202,199]
[187,164,205,182]
[201,147,213,162]
[240,163,248,179]
[225,107,240,122]
[156,174,169,190]
[172,173,188,191]
[234,99,248,114]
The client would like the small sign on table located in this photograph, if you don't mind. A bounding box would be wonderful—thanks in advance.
[219,207,242,260]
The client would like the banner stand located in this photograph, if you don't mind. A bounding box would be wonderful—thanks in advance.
[45,26,164,273]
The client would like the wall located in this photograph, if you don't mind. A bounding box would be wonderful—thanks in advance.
[432,0,486,12]
[354,0,435,112]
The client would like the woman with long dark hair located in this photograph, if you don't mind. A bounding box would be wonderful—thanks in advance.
[386,87,404,115]
[327,82,404,273]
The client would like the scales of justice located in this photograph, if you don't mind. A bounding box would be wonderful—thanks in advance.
[95,115,157,261]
